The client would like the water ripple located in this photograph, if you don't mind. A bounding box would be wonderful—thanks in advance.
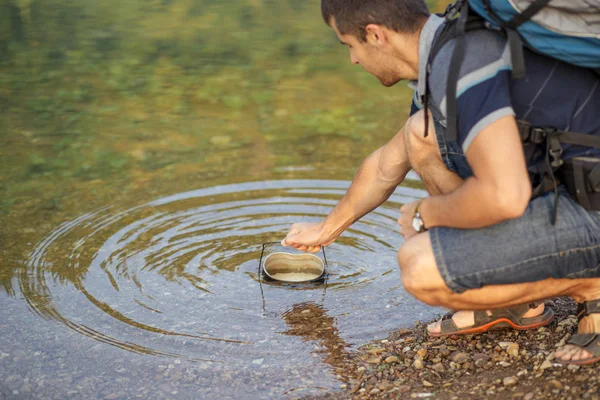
[21,179,435,388]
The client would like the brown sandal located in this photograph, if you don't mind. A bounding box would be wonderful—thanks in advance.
[429,302,555,338]
[557,299,600,365]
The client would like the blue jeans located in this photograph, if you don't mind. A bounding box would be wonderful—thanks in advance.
[431,122,600,293]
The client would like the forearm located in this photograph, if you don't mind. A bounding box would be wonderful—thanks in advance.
[322,145,411,238]
[420,175,531,229]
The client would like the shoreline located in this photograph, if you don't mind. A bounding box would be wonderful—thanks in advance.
[311,297,599,400]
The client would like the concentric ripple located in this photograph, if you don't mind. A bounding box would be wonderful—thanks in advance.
[21,179,437,392]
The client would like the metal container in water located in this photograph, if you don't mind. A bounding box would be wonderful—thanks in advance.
[262,252,325,283]
[259,242,328,283]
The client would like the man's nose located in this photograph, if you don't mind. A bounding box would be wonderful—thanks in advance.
[350,53,359,65]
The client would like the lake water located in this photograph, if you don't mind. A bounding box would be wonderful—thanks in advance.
[0,0,446,398]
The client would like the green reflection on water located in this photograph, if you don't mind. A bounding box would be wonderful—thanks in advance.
[0,0,446,293]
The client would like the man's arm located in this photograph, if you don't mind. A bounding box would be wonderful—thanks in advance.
[419,115,532,229]
[282,122,412,252]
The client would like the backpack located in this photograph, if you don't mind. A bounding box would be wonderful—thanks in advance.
[470,0,600,70]
[422,0,600,220]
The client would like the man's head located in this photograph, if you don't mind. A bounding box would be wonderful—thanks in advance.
[322,0,429,86]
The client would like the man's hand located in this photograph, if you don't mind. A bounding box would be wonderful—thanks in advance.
[281,222,332,253]
[398,200,421,240]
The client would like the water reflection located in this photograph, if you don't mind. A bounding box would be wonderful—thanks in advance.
[281,302,354,375]
[21,180,425,350]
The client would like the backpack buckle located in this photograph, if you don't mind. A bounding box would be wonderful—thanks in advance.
[529,127,547,144]
[547,132,564,168]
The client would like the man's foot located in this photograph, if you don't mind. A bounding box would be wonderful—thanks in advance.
[555,300,600,365]
[427,303,553,337]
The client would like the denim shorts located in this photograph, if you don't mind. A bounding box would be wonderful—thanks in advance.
[431,122,600,294]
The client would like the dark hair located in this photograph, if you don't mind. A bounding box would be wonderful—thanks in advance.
[322,0,430,41]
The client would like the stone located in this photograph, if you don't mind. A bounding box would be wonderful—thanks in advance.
[540,360,554,370]
[449,352,470,364]
[398,385,411,393]
[423,380,433,387]
[431,363,445,373]
[498,342,514,349]
[417,349,428,359]
[413,358,424,370]
[503,377,518,387]
[385,356,399,364]
[507,343,520,358]
[548,380,563,389]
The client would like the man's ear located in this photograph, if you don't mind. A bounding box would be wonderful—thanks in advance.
[365,24,387,47]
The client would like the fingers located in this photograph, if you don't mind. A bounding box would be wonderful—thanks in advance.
[279,238,321,253]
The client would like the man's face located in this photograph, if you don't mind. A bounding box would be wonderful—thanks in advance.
[330,18,404,87]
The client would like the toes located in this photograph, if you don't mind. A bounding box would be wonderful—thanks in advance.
[555,345,592,362]
[571,348,592,361]
[427,320,441,334]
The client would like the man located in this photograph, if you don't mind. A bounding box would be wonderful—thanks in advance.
[282,0,600,365]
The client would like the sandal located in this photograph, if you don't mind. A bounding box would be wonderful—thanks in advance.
[429,302,555,338]
[557,299,600,365]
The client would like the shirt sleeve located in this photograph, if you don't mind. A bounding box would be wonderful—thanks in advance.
[410,91,422,117]
[455,68,515,153]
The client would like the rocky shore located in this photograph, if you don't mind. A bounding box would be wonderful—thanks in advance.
[312,297,600,400]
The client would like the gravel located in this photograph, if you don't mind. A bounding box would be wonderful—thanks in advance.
[309,297,600,400]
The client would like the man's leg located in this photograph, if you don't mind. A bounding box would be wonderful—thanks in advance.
[402,111,547,329]
[403,110,464,196]
[399,233,600,362]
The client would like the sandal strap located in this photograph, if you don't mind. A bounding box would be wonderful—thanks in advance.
[577,299,600,320]
[567,333,600,357]
[439,311,460,334]
[485,302,541,321]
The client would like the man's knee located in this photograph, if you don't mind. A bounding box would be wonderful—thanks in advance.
[404,111,439,168]
[397,241,441,305]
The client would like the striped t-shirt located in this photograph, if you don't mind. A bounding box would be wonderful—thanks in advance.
[411,14,600,170]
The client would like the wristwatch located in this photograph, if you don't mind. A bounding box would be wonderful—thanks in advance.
[412,200,427,233]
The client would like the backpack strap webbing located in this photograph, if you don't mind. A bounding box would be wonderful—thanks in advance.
[481,0,551,80]
[423,0,487,140]
[518,120,600,220]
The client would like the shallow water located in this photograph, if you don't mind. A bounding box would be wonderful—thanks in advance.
[0,0,447,398]
[4,179,438,398]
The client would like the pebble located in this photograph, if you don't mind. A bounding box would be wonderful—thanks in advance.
[397,385,411,393]
[449,351,470,364]
[417,348,428,359]
[540,360,554,370]
[385,356,399,364]
[423,380,433,387]
[503,376,518,386]
[431,362,445,373]
[498,342,514,349]
[507,343,520,358]
[413,358,424,370]
[548,379,563,389]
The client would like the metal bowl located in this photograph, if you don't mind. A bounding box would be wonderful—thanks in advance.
[262,252,325,283]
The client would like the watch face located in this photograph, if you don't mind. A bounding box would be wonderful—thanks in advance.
[412,215,423,232]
